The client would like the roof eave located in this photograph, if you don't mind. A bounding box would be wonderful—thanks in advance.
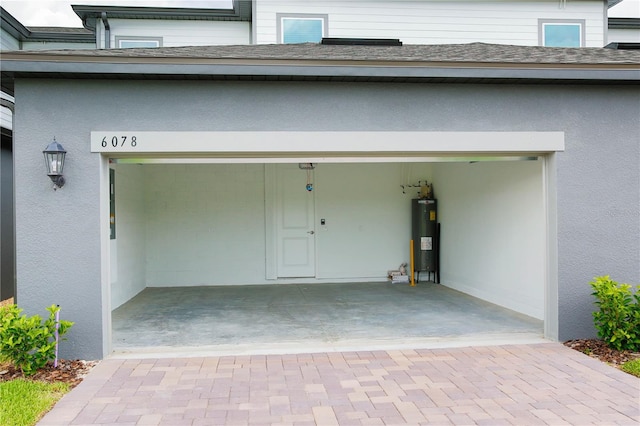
[608,0,625,8]
[72,0,251,30]
[2,7,95,42]
[22,30,95,44]
[0,6,31,40]
[2,57,638,93]
[608,18,640,29]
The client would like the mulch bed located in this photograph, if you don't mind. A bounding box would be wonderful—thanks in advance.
[0,359,98,388]
[563,339,640,368]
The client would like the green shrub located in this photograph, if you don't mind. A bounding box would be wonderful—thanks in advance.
[590,276,640,351]
[0,304,73,376]
[621,358,640,378]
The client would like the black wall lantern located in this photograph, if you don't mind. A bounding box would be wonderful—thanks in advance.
[43,138,66,190]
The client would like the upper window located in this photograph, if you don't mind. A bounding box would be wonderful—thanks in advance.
[539,20,584,47]
[277,14,328,44]
[115,36,163,49]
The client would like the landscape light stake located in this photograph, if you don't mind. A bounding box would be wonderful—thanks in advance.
[54,305,60,368]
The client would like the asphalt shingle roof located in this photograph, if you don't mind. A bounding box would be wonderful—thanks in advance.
[5,42,640,65]
[26,26,93,34]
[2,42,639,96]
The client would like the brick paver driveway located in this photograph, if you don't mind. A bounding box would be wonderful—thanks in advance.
[39,343,639,425]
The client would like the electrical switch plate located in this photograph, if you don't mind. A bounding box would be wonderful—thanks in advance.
[320,219,326,225]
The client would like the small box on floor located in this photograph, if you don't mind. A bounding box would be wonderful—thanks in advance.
[387,270,402,278]
[391,275,409,284]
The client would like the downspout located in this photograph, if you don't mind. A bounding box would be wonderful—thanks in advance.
[603,0,609,47]
[101,12,110,49]
[251,0,257,44]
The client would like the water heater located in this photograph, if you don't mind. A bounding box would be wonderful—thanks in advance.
[412,198,439,282]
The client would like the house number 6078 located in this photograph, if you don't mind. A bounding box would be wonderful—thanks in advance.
[101,136,137,148]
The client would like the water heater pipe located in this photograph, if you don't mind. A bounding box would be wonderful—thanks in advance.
[410,240,416,287]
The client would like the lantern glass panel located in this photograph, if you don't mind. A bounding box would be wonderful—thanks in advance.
[44,151,65,175]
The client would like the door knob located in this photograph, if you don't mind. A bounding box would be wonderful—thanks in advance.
[307,230,315,235]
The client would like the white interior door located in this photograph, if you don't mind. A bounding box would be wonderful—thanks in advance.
[276,164,316,278]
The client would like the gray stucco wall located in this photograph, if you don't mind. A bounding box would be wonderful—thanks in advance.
[14,82,104,359]
[14,79,640,359]
[554,87,640,341]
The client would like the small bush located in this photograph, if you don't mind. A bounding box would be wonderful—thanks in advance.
[0,304,73,375]
[621,358,640,378]
[590,276,640,352]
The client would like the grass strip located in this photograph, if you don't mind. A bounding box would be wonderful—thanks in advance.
[0,378,70,426]
[621,358,640,378]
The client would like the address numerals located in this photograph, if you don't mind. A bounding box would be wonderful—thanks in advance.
[100,136,138,148]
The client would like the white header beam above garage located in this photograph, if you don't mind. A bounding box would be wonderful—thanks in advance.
[94,131,564,162]
[111,157,540,164]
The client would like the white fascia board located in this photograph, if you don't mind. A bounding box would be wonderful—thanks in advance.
[91,131,564,156]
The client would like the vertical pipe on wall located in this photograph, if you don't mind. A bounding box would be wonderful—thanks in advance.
[101,12,110,49]
[251,0,257,44]
[602,1,609,46]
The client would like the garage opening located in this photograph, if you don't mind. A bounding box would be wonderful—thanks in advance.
[106,155,550,355]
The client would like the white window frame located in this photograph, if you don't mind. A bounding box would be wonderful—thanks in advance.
[538,19,585,47]
[276,13,328,44]
[115,36,163,49]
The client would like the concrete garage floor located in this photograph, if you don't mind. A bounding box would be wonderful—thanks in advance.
[111,282,544,357]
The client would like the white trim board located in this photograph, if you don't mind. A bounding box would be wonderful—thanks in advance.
[92,131,564,155]
[111,156,541,164]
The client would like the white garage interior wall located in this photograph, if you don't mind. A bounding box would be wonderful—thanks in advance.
[142,163,266,287]
[110,160,544,320]
[315,163,429,279]
[433,160,545,319]
[110,164,146,308]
